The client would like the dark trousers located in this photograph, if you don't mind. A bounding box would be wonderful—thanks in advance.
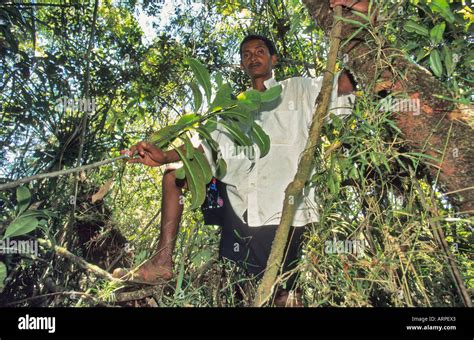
[202,178,307,289]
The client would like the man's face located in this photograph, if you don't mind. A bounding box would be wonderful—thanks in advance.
[240,39,277,80]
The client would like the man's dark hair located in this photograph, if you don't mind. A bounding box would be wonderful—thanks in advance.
[239,34,277,57]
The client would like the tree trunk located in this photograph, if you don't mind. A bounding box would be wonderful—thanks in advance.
[302,0,473,213]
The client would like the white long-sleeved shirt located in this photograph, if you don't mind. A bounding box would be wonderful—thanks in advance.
[201,76,354,227]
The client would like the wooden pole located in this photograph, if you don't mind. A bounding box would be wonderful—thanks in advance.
[253,5,344,307]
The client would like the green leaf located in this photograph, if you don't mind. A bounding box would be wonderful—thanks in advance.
[189,81,203,112]
[175,167,186,180]
[429,49,443,77]
[406,152,442,163]
[369,151,379,166]
[192,249,212,267]
[340,26,366,50]
[194,151,213,184]
[331,114,343,130]
[182,135,195,160]
[384,118,402,134]
[328,176,336,195]
[175,148,206,210]
[16,186,31,214]
[202,118,217,133]
[350,10,370,22]
[4,216,39,239]
[220,109,249,122]
[37,219,49,234]
[214,72,223,88]
[210,83,235,109]
[177,113,198,127]
[187,158,207,210]
[250,122,270,158]
[415,48,428,62]
[220,120,253,146]
[404,21,429,37]
[237,89,261,111]
[442,45,454,76]
[134,250,148,267]
[20,210,55,220]
[464,50,474,68]
[148,124,183,148]
[432,94,470,105]
[403,41,419,52]
[125,99,138,111]
[196,126,219,152]
[185,57,212,104]
[349,166,359,180]
[430,0,455,23]
[334,15,368,28]
[215,157,227,180]
[430,22,445,45]
[0,262,6,293]
[260,84,282,103]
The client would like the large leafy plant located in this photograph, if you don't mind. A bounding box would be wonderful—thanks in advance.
[399,0,473,101]
[1,186,55,292]
[147,58,282,209]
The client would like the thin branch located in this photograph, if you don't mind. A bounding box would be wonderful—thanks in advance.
[2,3,78,7]
[253,6,344,307]
[0,155,129,191]
[37,238,121,282]
[72,0,99,213]
[115,286,163,302]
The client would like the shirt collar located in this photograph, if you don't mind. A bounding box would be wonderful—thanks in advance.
[263,77,278,89]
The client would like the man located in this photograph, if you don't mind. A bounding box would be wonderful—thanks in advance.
[114,0,368,306]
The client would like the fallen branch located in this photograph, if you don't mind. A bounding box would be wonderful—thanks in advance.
[1,291,115,307]
[115,286,164,302]
[253,6,344,307]
[0,155,129,191]
[38,238,120,282]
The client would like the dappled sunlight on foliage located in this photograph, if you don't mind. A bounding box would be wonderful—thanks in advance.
[0,0,472,307]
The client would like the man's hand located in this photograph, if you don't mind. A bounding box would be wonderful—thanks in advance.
[121,141,168,167]
[330,0,369,13]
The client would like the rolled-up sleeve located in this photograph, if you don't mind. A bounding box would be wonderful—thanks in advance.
[304,73,355,128]
[329,72,355,119]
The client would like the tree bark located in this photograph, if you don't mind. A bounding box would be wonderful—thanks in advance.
[302,0,474,213]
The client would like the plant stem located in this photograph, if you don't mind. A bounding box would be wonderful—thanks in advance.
[253,6,344,307]
[0,155,129,191]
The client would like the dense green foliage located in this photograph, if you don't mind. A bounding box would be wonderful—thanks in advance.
[0,0,472,306]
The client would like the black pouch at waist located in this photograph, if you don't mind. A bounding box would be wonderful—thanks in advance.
[201,177,226,226]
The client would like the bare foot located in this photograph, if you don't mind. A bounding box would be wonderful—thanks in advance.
[112,255,173,283]
[136,255,173,282]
